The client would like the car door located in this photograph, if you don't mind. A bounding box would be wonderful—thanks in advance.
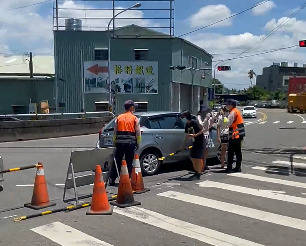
[148,114,186,161]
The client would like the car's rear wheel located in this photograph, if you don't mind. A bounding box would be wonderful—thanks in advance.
[140,150,162,176]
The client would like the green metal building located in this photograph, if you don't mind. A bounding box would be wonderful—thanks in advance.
[54,25,212,114]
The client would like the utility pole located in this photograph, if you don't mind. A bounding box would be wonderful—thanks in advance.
[29,52,33,78]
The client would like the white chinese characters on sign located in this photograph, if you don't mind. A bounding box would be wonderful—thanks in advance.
[84,61,158,94]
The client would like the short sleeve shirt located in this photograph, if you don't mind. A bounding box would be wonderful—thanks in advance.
[185,119,204,145]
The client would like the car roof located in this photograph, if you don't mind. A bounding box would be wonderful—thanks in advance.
[135,111,181,117]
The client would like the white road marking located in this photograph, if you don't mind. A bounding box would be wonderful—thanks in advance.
[198,181,306,205]
[158,191,306,231]
[273,121,280,124]
[287,121,294,124]
[3,215,17,219]
[295,156,306,160]
[251,166,268,171]
[31,222,113,246]
[114,207,264,246]
[15,184,34,187]
[294,114,306,123]
[55,184,65,186]
[258,121,267,125]
[272,160,306,168]
[228,173,306,189]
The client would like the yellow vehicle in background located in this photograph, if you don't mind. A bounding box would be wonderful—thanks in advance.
[287,78,306,114]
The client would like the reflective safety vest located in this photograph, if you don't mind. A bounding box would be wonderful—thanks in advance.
[116,112,137,144]
[229,108,245,139]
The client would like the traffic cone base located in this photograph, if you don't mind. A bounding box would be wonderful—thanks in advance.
[133,188,150,194]
[110,200,141,208]
[87,206,113,215]
[86,165,113,215]
[25,163,56,210]
[111,160,141,208]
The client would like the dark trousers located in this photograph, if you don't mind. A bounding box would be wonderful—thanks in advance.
[227,138,242,170]
[110,143,136,181]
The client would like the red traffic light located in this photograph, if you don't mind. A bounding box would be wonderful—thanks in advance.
[217,66,231,71]
[299,40,306,47]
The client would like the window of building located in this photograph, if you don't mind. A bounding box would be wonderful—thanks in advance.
[94,49,108,60]
[283,79,289,86]
[134,49,149,60]
[188,56,198,68]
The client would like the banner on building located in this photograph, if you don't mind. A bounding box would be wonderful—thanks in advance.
[84,61,158,94]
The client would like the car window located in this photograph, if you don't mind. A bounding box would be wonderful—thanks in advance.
[104,118,115,131]
[244,107,255,110]
[148,117,161,129]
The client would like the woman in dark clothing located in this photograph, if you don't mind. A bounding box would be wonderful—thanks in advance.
[182,111,204,179]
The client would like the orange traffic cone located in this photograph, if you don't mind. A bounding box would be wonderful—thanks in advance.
[25,163,55,210]
[111,160,141,208]
[131,154,150,194]
[87,165,113,215]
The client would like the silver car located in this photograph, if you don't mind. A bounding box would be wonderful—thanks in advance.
[98,112,219,176]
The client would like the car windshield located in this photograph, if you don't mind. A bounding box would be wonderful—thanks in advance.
[244,107,255,110]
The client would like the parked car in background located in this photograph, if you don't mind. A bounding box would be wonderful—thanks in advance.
[97,112,219,176]
[242,106,257,118]
[0,116,21,121]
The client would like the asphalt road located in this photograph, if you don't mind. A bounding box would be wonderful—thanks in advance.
[0,109,305,246]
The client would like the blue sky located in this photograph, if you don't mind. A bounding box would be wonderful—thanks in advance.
[1,0,306,88]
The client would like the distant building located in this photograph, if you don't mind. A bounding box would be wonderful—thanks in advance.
[256,62,306,93]
[0,56,54,114]
[54,25,213,113]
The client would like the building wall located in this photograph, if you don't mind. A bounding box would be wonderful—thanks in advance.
[257,65,306,92]
[0,78,54,114]
[55,30,212,113]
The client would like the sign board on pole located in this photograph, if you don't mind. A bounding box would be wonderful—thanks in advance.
[84,61,158,94]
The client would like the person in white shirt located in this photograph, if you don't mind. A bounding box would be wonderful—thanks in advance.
[217,107,229,168]
[197,106,214,172]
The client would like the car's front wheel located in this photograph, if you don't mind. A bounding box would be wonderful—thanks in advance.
[140,150,162,176]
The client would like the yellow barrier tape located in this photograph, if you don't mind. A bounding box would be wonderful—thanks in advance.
[81,203,90,207]
[66,205,76,210]
[14,216,27,222]
[41,211,52,215]
[9,168,20,172]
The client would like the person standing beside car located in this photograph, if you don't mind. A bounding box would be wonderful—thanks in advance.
[182,111,204,179]
[217,107,229,169]
[225,99,245,173]
[197,106,214,172]
[109,100,141,186]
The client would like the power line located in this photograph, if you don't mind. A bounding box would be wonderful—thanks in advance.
[178,0,270,37]
[213,45,299,62]
[236,2,306,58]
[8,0,52,10]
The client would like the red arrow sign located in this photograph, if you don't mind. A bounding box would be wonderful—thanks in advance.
[87,64,108,75]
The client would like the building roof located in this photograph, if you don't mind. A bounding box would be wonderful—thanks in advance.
[0,55,54,75]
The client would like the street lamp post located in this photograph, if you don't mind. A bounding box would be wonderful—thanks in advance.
[107,3,141,113]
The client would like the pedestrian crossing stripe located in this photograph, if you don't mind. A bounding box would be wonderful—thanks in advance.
[31,222,113,246]
[158,191,306,231]
[273,121,280,124]
[228,173,306,189]
[114,207,264,246]
[272,160,306,168]
[198,181,306,205]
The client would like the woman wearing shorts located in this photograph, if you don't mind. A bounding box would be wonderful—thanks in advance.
[182,111,204,179]
[217,107,229,168]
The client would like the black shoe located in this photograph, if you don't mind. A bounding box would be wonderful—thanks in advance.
[0,185,3,192]
[225,168,233,173]
[108,179,116,186]
[196,173,201,180]
[233,168,241,172]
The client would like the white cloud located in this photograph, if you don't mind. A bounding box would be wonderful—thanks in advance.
[187,19,306,89]
[190,5,232,28]
[265,17,306,37]
[252,1,276,16]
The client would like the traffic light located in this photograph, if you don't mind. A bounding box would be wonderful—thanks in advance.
[299,40,306,47]
[217,66,231,71]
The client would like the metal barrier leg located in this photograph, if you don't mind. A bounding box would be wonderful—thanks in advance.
[70,163,79,205]
[290,154,294,174]
[0,156,4,192]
